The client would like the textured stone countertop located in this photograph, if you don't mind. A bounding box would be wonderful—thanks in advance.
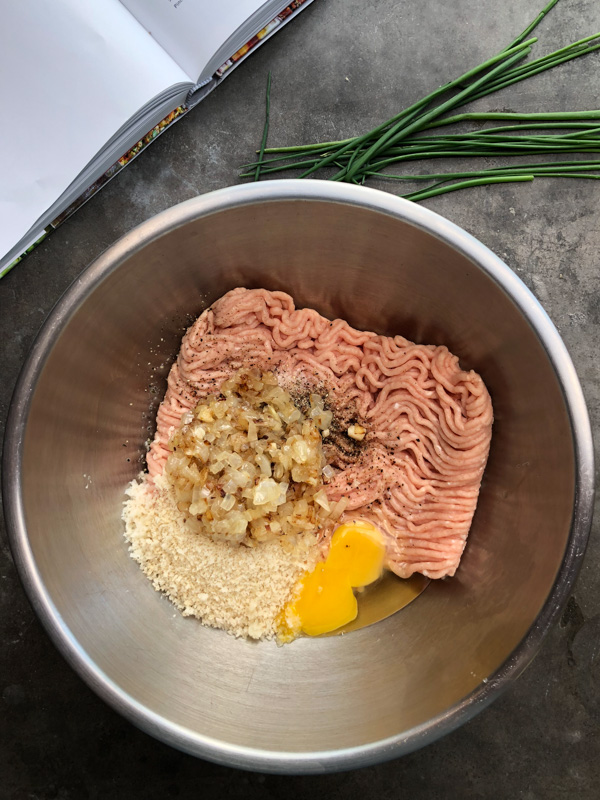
[1,1,599,797]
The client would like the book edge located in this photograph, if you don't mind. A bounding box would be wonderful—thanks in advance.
[1,0,315,278]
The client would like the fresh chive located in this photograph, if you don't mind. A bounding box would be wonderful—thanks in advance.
[366,161,600,182]
[262,139,356,155]
[503,0,561,50]
[245,0,600,201]
[466,39,600,103]
[401,175,535,202]
[422,110,600,130]
[254,71,272,182]
[333,40,535,181]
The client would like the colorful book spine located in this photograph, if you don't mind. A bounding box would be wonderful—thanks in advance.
[4,0,312,278]
[216,0,307,77]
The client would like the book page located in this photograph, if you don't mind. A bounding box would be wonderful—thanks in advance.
[120,0,272,82]
[0,0,190,265]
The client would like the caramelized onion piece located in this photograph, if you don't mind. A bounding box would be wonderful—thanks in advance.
[164,370,343,546]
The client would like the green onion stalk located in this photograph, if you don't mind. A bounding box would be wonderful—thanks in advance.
[247,0,600,200]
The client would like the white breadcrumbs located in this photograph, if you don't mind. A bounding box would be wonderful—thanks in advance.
[122,475,320,640]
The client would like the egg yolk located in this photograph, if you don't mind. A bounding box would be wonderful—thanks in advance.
[282,520,386,638]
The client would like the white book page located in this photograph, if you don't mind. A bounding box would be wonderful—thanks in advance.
[0,0,190,264]
[120,0,269,82]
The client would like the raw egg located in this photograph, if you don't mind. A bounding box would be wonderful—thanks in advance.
[281,520,386,639]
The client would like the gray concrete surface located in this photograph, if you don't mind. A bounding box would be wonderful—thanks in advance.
[1,0,599,797]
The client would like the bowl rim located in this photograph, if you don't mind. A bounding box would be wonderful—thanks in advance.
[3,179,595,774]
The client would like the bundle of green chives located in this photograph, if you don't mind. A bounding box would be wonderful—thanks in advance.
[243,0,600,201]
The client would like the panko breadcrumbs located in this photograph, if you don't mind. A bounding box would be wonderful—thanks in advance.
[122,475,319,640]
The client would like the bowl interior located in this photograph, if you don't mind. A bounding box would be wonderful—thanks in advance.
[15,191,575,768]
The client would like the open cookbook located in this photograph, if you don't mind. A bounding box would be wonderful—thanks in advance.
[0,0,313,278]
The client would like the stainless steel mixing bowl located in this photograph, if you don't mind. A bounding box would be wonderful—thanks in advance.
[3,180,594,773]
